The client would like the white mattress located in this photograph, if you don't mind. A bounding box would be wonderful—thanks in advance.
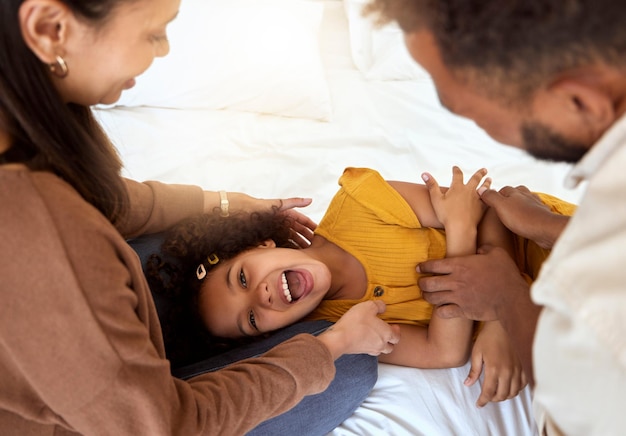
[95,2,584,434]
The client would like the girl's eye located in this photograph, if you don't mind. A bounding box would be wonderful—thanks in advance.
[239,268,247,288]
[248,310,258,331]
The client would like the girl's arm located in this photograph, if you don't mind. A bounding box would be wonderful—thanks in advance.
[465,319,528,407]
[386,181,445,229]
[379,167,489,368]
[378,316,474,368]
[464,198,528,405]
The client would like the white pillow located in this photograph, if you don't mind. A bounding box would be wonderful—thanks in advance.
[113,0,332,121]
[344,0,429,81]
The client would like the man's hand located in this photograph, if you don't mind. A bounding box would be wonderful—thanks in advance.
[417,245,529,321]
[480,186,568,249]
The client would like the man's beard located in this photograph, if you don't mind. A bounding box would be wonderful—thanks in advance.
[521,121,591,163]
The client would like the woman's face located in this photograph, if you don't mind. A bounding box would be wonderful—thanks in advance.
[198,242,331,338]
[56,0,180,105]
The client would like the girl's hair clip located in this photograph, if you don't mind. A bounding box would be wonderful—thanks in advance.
[196,264,207,280]
[196,254,220,280]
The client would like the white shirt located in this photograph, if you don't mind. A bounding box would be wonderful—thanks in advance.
[532,114,626,435]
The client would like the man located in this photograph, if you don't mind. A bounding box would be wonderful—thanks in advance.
[365,1,626,435]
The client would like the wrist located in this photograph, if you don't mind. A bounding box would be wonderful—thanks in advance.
[444,226,477,257]
[495,275,533,320]
[536,214,568,249]
[218,190,229,217]
[316,326,346,361]
[204,191,251,215]
[203,190,227,215]
[444,223,477,239]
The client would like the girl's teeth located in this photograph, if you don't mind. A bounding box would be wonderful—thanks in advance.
[282,272,292,303]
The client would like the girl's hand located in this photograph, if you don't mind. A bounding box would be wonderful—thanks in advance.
[317,301,401,360]
[421,167,491,230]
[465,320,528,407]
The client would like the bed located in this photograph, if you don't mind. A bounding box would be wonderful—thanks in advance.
[94,1,585,434]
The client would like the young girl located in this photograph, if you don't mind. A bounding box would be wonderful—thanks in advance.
[149,166,575,398]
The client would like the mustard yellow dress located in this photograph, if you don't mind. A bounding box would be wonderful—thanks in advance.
[306,167,576,326]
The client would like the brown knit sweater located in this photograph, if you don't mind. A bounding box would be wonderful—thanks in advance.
[0,167,335,435]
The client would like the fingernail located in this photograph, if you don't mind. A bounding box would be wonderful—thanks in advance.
[421,173,429,182]
[415,265,421,273]
[478,187,487,196]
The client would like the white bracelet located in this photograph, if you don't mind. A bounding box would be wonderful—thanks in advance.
[219,190,229,217]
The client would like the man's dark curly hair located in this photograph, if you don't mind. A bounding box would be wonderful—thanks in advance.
[366,0,626,104]
[146,208,299,367]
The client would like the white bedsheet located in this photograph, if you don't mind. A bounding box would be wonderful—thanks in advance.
[95,2,584,435]
[334,362,536,436]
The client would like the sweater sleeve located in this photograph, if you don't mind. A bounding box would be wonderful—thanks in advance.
[118,178,205,238]
[0,171,336,435]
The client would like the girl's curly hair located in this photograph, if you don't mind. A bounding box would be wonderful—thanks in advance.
[146,207,299,367]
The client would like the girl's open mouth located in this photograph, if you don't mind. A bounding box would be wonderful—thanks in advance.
[280,270,310,303]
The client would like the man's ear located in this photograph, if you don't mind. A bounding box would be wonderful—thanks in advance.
[547,74,616,140]
[258,240,277,249]
[19,0,71,64]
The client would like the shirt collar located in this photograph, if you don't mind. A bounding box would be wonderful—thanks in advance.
[565,113,626,189]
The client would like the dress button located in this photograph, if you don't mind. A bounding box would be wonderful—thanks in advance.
[373,286,384,297]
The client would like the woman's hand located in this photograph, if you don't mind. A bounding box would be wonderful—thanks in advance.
[203,192,317,247]
[317,301,401,360]
[278,202,317,248]
[204,191,312,214]
[465,321,528,407]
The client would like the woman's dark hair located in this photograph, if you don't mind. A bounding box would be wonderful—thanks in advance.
[146,208,299,367]
[366,0,626,103]
[1,0,132,224]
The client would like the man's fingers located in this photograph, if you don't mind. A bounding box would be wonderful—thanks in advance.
[416,258,454,275]
[478,187,502,207]
[434,303,464,318]
[497,185,517,196]
[476,244,497,255]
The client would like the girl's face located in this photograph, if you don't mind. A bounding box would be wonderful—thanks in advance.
[54,0,180,105]
[198,242,331,338]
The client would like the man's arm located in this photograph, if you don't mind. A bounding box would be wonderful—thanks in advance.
[417,246,540,386]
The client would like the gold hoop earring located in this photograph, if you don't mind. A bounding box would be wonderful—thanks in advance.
[49,55,68,78]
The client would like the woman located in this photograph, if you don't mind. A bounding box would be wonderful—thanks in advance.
[0,0,399,434]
